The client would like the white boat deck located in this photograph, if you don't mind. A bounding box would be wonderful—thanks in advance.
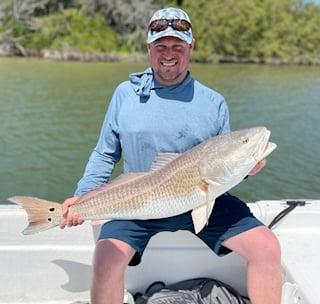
[0,200,319,304]
[272,201,320,304]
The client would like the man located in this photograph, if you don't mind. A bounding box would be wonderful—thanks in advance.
[60,7,282,304]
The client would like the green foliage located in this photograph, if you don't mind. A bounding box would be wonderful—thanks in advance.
[27,9,121,52]
[177,0,320,63]
[1,0,320,63]
[295,3,320,55]
[26,13,69,49]
[3,19,29,37]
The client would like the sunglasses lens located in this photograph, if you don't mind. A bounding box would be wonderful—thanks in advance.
[150,19,169,32]
[149,19,191,32]
[172,20,191,31]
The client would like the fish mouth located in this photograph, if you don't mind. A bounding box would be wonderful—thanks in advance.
[254,129,277,162]
[262,141,277,159]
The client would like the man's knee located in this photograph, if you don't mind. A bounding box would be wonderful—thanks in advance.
[223,226,281,264]
[261,228,281,263]
[247,226,281,264]
[93,238,136,278]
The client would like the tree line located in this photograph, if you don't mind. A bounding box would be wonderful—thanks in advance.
[0,0,319,64]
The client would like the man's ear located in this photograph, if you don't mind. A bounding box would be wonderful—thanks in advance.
[190,38,196,52]
[147,43,151,55]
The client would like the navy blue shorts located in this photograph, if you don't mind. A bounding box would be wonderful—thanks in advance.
[98,193,263,266]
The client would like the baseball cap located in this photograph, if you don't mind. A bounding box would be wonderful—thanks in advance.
[147,7,193,44]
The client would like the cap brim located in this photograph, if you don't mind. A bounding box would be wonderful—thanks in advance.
[147,27,193,44]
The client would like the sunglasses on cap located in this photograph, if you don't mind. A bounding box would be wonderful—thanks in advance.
[149,19,191,32]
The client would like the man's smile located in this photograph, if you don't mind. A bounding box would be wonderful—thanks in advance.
[161,61,177,67]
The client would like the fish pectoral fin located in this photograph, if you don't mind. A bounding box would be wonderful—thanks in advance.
[191,200,216,234]
[199,182,211,219]
[192,182,216,234]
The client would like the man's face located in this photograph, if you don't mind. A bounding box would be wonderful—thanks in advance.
[148,36,194,86]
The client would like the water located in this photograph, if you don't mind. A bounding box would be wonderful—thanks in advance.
[0,58,319,204]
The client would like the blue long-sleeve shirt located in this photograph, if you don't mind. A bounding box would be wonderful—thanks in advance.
[75,69,230,196]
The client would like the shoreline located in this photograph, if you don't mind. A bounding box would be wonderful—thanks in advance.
[1,47,320,65]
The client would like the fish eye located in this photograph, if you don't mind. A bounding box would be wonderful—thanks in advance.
[242,137,249,144]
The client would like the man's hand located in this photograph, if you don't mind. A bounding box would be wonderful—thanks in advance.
[248,158,267,176]
[60,196,84,229]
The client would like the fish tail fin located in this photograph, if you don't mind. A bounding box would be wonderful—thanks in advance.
[8,196,62,235]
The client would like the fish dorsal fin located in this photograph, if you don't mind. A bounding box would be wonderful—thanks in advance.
[110,173,146,184]
[191,182,216,234]
[150,153,180,171]
[79,173,147,201]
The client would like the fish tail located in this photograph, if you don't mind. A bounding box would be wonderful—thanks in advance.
[8,196,62,235]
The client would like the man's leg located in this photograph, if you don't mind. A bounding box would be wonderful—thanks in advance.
[223,226,282,304]
[90,212,204,304]
[91,238,136,304]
